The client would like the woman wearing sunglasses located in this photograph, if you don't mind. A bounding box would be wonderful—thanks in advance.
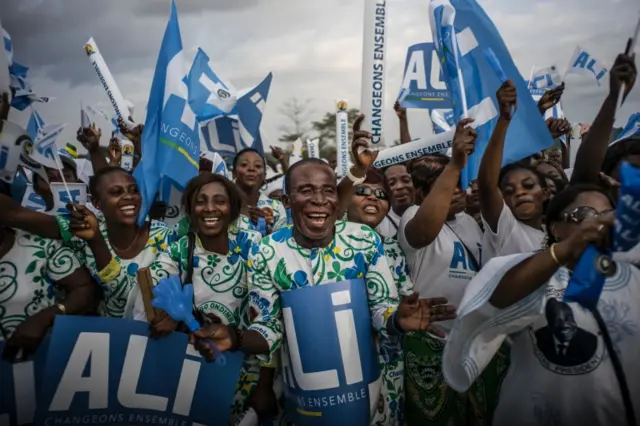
[346,169,413,426]
[444,183,640,426]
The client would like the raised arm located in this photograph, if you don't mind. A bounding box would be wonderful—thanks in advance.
[0,193,61,239]
[570,53,636,185]
[77,124,110,173]
[478,81,517,232]
[394,100,412,144]
[490,214,612,309]
[404,118,476,249]
[336,114,377,218]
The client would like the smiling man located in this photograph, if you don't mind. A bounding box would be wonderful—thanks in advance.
[216,158,456,423]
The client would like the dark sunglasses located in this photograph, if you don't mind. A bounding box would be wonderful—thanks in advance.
[355,185,388,201]
[562,206,614,224]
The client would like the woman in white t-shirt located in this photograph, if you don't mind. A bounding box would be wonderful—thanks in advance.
[478,81,549,263]
[444,184,639,426]
[398,119,508,426]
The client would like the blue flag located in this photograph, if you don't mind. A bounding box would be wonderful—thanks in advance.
[429,0,555,187]
[187,48,237,124]
[26,109,44,141]
[611,112,640,146]
[133,0,200,226]
[399,43,451,109]
[235,73,272,157]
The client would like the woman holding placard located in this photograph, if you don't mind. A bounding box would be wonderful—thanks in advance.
[129,173,278,424]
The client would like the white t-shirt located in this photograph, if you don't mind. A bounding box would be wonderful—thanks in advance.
[482,201,545,263]
[376,208,402,240]
[445,254,640,426]
[398,206,482,332]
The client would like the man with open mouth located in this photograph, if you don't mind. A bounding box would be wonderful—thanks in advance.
[192,152,457,424]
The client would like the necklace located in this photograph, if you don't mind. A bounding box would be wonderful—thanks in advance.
[110,225,143,253]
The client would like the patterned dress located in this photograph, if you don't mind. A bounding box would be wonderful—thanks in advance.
[0,230,83,338]
[373,237,414,426]
[60,218,172,319]
[131,228,263,425]
[247,220,400,423]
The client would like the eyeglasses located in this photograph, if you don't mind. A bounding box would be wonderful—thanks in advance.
[562,206,615,224]
[355,185,388,201]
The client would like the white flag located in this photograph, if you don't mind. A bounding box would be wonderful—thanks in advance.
[565,45,608,86]
[30,123,66,169]
[530,65,562,89]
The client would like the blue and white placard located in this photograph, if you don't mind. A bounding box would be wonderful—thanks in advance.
[35,317,244,426]
[280,279,381,425]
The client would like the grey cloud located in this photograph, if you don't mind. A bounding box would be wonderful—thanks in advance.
[130,0,263,17]
[0,0,260,85]
[3,0,638,152]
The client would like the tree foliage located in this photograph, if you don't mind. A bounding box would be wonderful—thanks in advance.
[278,97,313,143]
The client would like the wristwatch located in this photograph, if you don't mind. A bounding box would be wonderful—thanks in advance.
[347,167,365,185]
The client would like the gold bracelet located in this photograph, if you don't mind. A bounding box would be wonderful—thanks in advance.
[97,257,121,282]
[549,243,562,266]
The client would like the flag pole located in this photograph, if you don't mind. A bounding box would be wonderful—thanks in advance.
[615,12,640,121]
[527,64,536,90]
[28,105,76,210]
[52,152,76,211]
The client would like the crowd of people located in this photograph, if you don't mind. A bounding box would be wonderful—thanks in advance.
[0,46,639,426]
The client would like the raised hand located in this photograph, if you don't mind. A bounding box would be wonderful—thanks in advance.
[270,145,284,162]
[546,117,571,139]
[351,114,378,172]
[67,203,100,241]
[394,100,407,120]
[554,213,615,265]
[538,83,564,114]
[496,80,517,120]
[450,118,477,170]
[609,53,637,103]
[77,123,102,153]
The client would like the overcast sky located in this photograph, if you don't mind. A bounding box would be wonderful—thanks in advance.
[2,0,639,154]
